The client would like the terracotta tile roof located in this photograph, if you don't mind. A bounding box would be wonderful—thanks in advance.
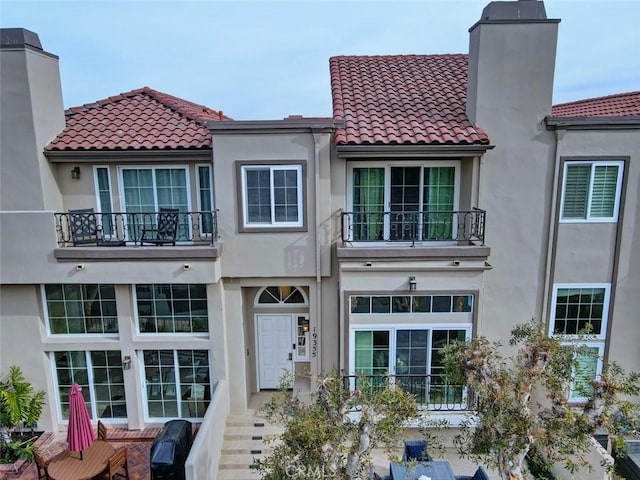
[330,54,489,146]
[46,87,231,151]
[551,91,640,118]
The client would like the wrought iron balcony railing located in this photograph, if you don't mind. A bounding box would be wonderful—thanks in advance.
[341,209,486,246]
[342,374,474,411]
[54,210,218,246]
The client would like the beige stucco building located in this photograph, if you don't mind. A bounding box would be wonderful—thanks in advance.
[1,0,638,472]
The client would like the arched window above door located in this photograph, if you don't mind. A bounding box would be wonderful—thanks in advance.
[255,286,307,306]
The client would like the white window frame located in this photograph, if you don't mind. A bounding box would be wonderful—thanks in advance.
[117,165,193,212]
[348,323,472,376]
[196,164,215,237]
[564,342,604,403]
[240,164,303,228]
[560,160,624,223]
[50,350,127,425]
[41,284,119,337]
[139,349,212,422]
[345,160,461,245]
[93,165,115,213]
[254,286,309,308]
[132,284,209,336]
[549,283,610,340]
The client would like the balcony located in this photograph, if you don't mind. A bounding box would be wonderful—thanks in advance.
[341,209,485,246]
[53,210,221,262]
[342,374,474,411]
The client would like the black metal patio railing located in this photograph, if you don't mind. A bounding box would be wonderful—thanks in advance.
[342,374,474,411]
[54,210,218,246]
[341,209,486,246]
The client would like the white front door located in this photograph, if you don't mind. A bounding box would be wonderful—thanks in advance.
[256,315,293,389]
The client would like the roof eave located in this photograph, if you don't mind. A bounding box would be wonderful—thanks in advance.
[207,119,340,134]
[45,148,212,163]
[335,143,493,159]
[546,115,640,130]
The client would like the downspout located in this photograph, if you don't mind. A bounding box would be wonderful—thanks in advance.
[312,129,323,377]
[541,127,564,326]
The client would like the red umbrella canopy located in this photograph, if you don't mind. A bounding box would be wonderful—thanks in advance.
[67,384,95,455]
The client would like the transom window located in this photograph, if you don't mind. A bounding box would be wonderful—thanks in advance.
[348,162,459,242]
[136,284,208,334]
[44,284,118,335]
[350,294,473,314]
[256,286,307,306]
[52,350,126,420]
[560,161,623,222]
[240,164,303,228]
[143,349,211,419]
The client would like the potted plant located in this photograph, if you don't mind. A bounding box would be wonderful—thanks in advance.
[0,366,46,464]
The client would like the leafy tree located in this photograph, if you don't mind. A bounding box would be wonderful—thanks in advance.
[443,320,640,480]
[254,370,419,480]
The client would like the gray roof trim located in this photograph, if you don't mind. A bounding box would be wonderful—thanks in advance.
[45,149,212,163]
[336,144,493,158]
[207,119,338,133]
[545,116,640,130]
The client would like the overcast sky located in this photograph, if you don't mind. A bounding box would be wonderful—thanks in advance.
[2,0,639,120]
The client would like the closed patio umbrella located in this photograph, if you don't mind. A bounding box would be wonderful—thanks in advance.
[67,384,95,459]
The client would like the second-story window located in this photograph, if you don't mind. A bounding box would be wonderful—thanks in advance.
[135,284,208,334]
[560,160,623,222]
[347,161,459,242]
[240,164,303,229]
[44,284,118,335]
[120,167,190,213]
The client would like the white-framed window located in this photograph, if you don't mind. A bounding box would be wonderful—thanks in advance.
[349,325,470,407]
[43,284,118,335]
[567,343,604,402]
[141,349,211,420]
[549,284,610,339]
[94,166,115,235]
[350,294,473,314]
[346,161,460,242]
[118,166,191,240]
[560,160,623,222]
[240,164,303,227]
[254,286,308,307]
[550,284,609,402]
[135,284,208,334]
[52,350,127,421]
[196,164,215,235]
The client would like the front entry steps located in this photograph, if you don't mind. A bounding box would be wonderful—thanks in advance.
[217,407,284,480]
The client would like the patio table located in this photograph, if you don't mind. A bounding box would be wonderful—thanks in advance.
[390,460,456,480]
[48,440,115,480]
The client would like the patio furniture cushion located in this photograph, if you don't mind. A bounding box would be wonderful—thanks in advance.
[403,439,432,462]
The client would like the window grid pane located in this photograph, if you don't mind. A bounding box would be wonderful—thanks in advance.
[553,287,605,335]
[136,284,209,334]
[590,165,619,218]
[45,284,118,335]
[562,165,590,219]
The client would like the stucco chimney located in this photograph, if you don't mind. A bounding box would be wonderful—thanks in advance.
[0,28,65,210]
[466,0,560,131]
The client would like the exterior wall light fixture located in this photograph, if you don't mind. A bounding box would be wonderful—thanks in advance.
[71,166,81,179]
[408,276,417,291]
